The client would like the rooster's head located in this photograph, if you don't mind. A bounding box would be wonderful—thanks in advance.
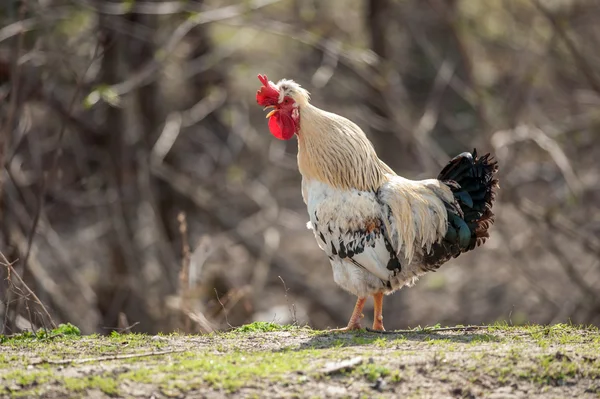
[256,74,309,140]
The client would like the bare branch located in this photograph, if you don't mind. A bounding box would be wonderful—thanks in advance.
[0,251,57,329]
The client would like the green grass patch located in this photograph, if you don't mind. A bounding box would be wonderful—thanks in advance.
[231,322,302,333]
[153,349,316,393]
[356,363,391,382]
[1,323,598,397]
[0,323,81,344]
[63,375,119,396]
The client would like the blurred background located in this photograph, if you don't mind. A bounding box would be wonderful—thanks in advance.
[1,0,599,335]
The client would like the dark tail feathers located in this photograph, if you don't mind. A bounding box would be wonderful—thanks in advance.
[423,149,499,269]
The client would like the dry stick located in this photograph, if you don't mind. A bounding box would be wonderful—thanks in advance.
[320,357,363,375]
[278,276,297,326]
[0,252,57,329]
[214,289,233,329]
[31,349,188,366]
[365,325,490,334]
[209,285,251,323]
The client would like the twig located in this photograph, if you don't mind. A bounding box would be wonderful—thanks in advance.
[278,275,297,325]
[102,320,140,334]
[320,356,363,375]
[185,310,214,333]
[30,349,188,366]
[365,325,490,334]
[0,251,57,329]
[210,285,251,322]
[6,215,75,325]
[214,288,232,329]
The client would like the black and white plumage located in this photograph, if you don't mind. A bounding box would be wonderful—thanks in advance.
[304,150,498,299]
[256,75,499,331]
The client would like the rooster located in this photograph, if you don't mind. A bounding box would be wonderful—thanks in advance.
[256,75,498,331]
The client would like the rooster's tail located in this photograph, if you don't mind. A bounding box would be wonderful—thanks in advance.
[422,149,499,269]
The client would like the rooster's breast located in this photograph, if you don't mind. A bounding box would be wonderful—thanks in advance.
[303,179,407,297]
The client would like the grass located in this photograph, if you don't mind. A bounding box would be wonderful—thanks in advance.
[0,322,598,397]
[157,350,315,392]
[356,363,391,382]
[63,376,119,396]
[1,344,318,396]
[231,321,303,333]
[0,323,81,344]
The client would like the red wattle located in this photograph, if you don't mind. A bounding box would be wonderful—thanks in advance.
[268,112,296,140]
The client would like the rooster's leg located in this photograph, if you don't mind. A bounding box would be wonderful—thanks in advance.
[331,297,366,331]
[372,292,385,331]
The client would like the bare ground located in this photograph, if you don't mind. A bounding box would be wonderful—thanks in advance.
[1,323,599,398]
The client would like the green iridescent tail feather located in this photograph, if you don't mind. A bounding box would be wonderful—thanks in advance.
[423,149,499,269]
[438,149,499,252]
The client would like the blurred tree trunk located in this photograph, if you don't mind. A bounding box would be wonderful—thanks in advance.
[0,0,33,334]
[126,7,179,306]
[180,0,234,315]
[94,5,155,332]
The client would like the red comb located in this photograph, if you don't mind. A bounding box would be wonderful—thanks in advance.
[256,74,279,106]
[258,74,269,86]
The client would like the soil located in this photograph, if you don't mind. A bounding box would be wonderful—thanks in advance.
[1,323,599,398]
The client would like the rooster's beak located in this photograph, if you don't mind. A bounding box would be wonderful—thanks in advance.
[263,105,277,118]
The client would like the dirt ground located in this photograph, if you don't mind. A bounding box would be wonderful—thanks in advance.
[1,323,599,398]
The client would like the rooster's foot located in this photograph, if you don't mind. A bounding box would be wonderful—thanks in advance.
[329,322,363,332]
[371,319,385,332]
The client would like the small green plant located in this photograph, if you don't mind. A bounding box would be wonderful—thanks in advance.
[53,323,81,337]
[390,369,403,383]
[233,322,297,333]
[357,363,391,382]
[0,323,81,343]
